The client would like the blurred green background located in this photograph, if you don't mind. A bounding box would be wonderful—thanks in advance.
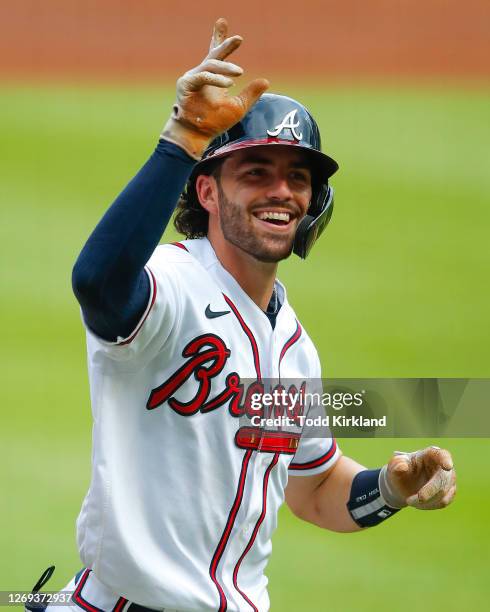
[1,83,489,610]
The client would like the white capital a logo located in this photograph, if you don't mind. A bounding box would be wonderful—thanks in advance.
[266,109,303,141]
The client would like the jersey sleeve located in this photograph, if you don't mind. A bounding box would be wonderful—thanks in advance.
[288,352,340,477]
[288,436,340,477]
[83,248,183,368]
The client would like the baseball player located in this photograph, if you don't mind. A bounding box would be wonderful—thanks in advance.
[29,18,456,612]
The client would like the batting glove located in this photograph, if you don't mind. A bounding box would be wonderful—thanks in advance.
[161,18,269,159]
[379,446,456,510]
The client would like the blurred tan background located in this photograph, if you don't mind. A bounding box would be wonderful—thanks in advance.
[1,0,489,82]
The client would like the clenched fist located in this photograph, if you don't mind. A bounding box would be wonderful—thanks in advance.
[162,18,269,159]
[379,446,456,510]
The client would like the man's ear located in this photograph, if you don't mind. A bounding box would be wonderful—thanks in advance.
[195,174,219,215]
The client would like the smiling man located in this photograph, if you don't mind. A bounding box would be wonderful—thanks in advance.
[203,148,311,264]
[175,107,336,313]
[33,17,456,612]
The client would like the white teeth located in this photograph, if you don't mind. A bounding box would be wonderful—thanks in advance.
[256,211,290,222]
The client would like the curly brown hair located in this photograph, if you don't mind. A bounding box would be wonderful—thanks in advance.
[173,159,223,239]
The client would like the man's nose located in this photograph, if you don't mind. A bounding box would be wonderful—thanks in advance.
[265,177,294,201]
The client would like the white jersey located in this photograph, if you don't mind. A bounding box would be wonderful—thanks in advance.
[77,237,339,612]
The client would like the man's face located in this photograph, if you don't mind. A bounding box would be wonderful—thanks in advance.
[213,146,313,263]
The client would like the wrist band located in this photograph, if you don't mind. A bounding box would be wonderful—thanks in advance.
[378,463,408,509]
[347,468,401,528]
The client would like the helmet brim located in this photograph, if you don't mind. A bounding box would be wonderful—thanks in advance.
[196,138,339,181]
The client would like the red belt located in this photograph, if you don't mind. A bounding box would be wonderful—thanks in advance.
[235,426,300,454]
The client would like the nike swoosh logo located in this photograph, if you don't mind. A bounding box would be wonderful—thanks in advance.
[205,304,231,319]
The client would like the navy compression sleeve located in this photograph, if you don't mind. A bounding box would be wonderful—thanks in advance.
[72,140,196,341]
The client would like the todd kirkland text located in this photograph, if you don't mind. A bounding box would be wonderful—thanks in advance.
[252,415,388,428]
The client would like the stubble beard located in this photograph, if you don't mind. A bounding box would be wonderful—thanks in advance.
[217,184,295,264]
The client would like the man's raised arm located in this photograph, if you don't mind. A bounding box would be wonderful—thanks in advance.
[72,18,268,341]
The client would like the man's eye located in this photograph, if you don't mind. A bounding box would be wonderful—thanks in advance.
[247,168,265,176]
[290,171,309,182]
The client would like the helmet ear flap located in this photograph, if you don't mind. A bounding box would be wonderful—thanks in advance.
[293,185,334,259]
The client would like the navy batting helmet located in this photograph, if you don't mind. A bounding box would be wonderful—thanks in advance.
[187,93,339,258]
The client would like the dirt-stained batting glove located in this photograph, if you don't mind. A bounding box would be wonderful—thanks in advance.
[161,17,269,159]
[379,446,456,510]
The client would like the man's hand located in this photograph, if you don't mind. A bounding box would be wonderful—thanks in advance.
[380,446,456,510]
[162,18,269,159]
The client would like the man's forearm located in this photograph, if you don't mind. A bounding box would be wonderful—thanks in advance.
[72,140,195,340]
[312,456,366,532]
[292,446,456,533]
[286,456,366,533]
[312,459,404,532]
